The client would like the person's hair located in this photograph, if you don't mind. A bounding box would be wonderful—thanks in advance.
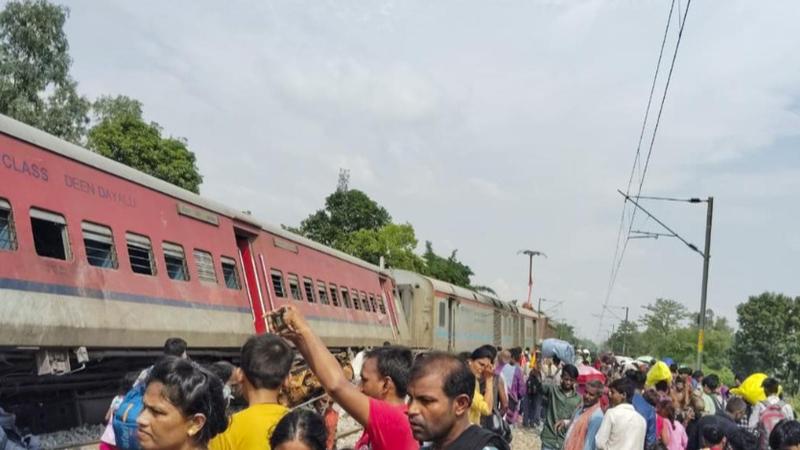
[702,423,725,446]
[763,377,780,396]
[625,369,646,389]
[703,374,720,390]
[658,398,676,424]
[118,371,138,395]
[525,347,530,352]
[471,345,495,362]
[145,356,227,446]
[655,380,669,392]
[643,389,659,407]
[410,351,475,402]
[562,364,579,380]
[769,419,800,450]
[609,378,635,403]
[499,350,512,364]
[456,351,471,363]
[240,333,294,390]
[585,380,604,391]
[364,346,413,397]
[678,367,693,376]
[208,361,235,384]
[669,363,678,373]
[725,396,747,415]
[269,409,327,450]
[552,355,561,366]
[692,370,704,380]
[383,341,391,347]
[163,337,188,357]
[510,347,522,361]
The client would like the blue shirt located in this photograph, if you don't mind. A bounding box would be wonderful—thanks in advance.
[632,393,657,446]
[567,405,604,450]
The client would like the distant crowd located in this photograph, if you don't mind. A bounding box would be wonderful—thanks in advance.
[26,307,798,450]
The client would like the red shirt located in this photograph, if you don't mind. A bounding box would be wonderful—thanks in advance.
[354,398,418,450]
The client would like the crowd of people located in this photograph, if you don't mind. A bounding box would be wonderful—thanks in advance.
[80,307,800,450]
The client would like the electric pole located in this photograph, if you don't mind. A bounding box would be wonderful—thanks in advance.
[518,250,546,308]
[616,191,714,370]
[696,197,713,370]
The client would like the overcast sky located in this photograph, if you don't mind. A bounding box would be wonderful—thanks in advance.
[60,0,800,340]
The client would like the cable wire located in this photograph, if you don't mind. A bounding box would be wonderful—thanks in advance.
[598,0,693,338]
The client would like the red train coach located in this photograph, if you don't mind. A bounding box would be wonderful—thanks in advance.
[0,114,404,429]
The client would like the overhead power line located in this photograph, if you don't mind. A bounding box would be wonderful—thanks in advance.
[598,0,694,338]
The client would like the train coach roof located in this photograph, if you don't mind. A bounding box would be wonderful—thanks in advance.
[392,269,520,310]
[0,114,387,274]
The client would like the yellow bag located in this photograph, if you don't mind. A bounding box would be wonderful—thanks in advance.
[646,361,673,387]
[730,373,780,405]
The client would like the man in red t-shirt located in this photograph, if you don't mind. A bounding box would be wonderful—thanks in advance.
[280,306,418,450]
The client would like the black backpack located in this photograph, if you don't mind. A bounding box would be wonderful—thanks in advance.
[526,373,541,397]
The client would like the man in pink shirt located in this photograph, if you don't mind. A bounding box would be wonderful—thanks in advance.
[280,306,418,450]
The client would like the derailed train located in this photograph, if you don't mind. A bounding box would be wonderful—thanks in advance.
[0,113,547,430]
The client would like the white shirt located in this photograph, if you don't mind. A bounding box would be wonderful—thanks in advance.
[595,403,646,450]
[748,395,795,429]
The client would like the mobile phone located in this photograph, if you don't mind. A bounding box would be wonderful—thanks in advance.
[269,309,288,332]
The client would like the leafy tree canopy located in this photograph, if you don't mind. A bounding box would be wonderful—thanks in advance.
[731,292,800,393]
[291,176,483,290]
[604,299,733,371]
[87,95,203,193]
[422,241,474,287]
[294,188,391,248]
[0,0,89,143]
[338,223,424,272]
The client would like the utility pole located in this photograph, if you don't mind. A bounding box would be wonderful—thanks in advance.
[616,191,714,371]
[696,197,713,370]
[519,250,547,308]
[622,306,630,356]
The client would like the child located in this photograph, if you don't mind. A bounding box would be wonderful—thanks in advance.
[99,372,137,450]
[209,334,294,450]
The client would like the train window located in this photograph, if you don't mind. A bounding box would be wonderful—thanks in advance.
[438,302,446,327]
[329,284,340,307]
[287,273,302,300]
[82,222,117,269]
[351,289,361,310]
[317,281,329,305]
[162,242,188,281]
[341,288,352,309]
[360,291,370,312]
[30,208,71,260]
[0,199,18,251]
[194,249,217,283]
[270,269,285,297]
[221,257,240,289]
[126,232,155,275]
[303,277,315,303]
[377,294,386,314]
[368,294,377,312]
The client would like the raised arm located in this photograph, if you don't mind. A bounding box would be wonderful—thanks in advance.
[280,306,371,426]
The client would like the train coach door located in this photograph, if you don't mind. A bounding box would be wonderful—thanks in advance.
[236,232,267,334]
[447,297,456,352]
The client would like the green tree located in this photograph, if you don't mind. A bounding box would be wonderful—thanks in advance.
[86,95,203,193]
[0,0,89,143]
[605,320,642,356]
[640,298,688,336]
[294,188,391,247]
[731,292,800,392]
[421,241,474,287]
[338,223,424,271]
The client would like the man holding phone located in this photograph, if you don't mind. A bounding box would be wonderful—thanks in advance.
[274,306,418,450]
